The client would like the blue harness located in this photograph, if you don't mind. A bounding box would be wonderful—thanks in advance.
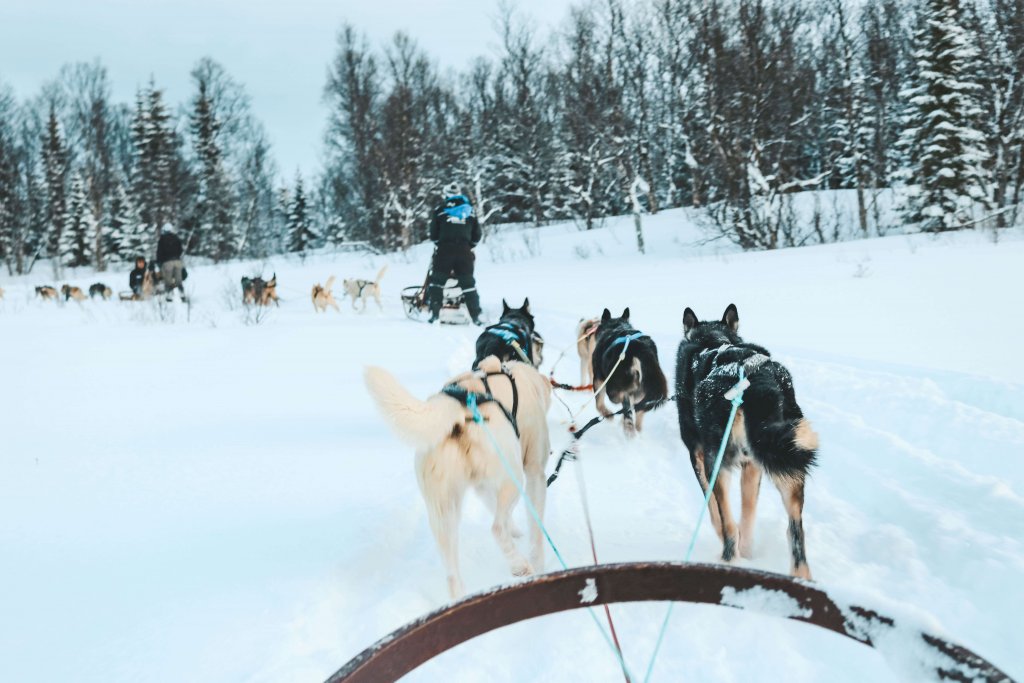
[611,331,644,348]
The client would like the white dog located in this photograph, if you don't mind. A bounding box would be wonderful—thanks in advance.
[343,265,387,312]
[364,356,552,599]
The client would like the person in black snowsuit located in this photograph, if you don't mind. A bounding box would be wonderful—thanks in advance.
[426,183,483,324]
[129,257,148,297]
[156,230,186,302]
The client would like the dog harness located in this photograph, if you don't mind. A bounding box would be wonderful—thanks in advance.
[485,321,533,363]
[610,331,645,348]
[441,366,520,437]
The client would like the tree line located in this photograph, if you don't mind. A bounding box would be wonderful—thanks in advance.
[2,0,1022,275]
[0,59,298,276]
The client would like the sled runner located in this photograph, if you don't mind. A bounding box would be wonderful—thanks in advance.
[401,272,471,325]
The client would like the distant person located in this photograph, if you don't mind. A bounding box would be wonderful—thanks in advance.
[129,257,148,297]
[426,183,482,325]
[156,229,186,302]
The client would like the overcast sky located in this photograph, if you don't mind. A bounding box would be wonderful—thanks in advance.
[0,0,575,178]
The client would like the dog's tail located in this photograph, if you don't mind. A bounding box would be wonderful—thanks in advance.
[749,417,819,479]
[324,275,336,290]
[364,366,466,450]
[374,264,388,285]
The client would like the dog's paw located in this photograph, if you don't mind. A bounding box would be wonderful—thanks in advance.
[509,522,524,539]
[791,564,812,581]
[738,534,755,559]
[510,558,534,577]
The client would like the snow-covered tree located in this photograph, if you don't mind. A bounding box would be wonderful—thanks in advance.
[60,172,94,267]
[190,74,237,261]
[287,173,317,254]
[109,181,147,260]
[899,0,990,231]
[41,105,68,267]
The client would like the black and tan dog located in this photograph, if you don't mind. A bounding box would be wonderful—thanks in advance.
[241,274,279,307]
[89,283,112,300]
[61,284,87,302]
[474,298,543,368]
[591,308,668,435]
[675,304,817,579]
[36,285,59,301]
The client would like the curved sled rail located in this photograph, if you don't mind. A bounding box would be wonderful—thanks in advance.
[326,562,1011,683]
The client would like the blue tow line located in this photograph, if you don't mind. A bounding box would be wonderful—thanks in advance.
[643,366,749,683]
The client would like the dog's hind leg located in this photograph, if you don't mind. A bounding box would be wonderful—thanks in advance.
[738,460,763,559]
[492,482,532,577]
[426,496,466,599]
[711,467,739,563]
[690,447,724,542]
[773,474,812,580]
[524,462,547,573]
[594,379,613,418]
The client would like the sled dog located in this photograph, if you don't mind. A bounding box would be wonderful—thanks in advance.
[474,298,543,368]
[591,308,668,435]
[364,356,552,599]
[89,283,112,300]
[675,304,817,579]
[36,285,59,301]
[311,276,340,313]
[61,284,87,302]
[575,316,601,387]
[241,274,279,307]
[343,265,387,312]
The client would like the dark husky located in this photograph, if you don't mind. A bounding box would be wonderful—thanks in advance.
[241,274,279,307]
[591,308,668,435]
[675,304,817,579]
[474,298,543,368]
[89,283,112,300]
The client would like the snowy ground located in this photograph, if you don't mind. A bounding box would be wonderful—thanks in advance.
[1,206,1022,682]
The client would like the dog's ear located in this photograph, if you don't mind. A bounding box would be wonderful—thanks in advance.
[621,307,630,320]
[601,308,611,323]
[521,297,530,312]
[502,299,510,314]
[722,304,739,332]
[683,307,699,335]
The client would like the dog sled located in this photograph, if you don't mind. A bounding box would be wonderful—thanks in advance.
[327,563,1011,683]
[401,272,471,325]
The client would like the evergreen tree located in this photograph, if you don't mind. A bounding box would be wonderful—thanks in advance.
[287,174,317,254]
[109,181,146,261]
[60,172,95,268]
[41,105,68,266]
[190,76,237,261]
[899,0,990,231]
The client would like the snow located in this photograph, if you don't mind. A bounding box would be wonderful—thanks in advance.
[719,586,812,619]
[1,204,1022,682]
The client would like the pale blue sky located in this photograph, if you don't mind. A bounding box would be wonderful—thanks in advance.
[0,0,575,177]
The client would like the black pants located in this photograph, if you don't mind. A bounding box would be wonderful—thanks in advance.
[426,243,481,318]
